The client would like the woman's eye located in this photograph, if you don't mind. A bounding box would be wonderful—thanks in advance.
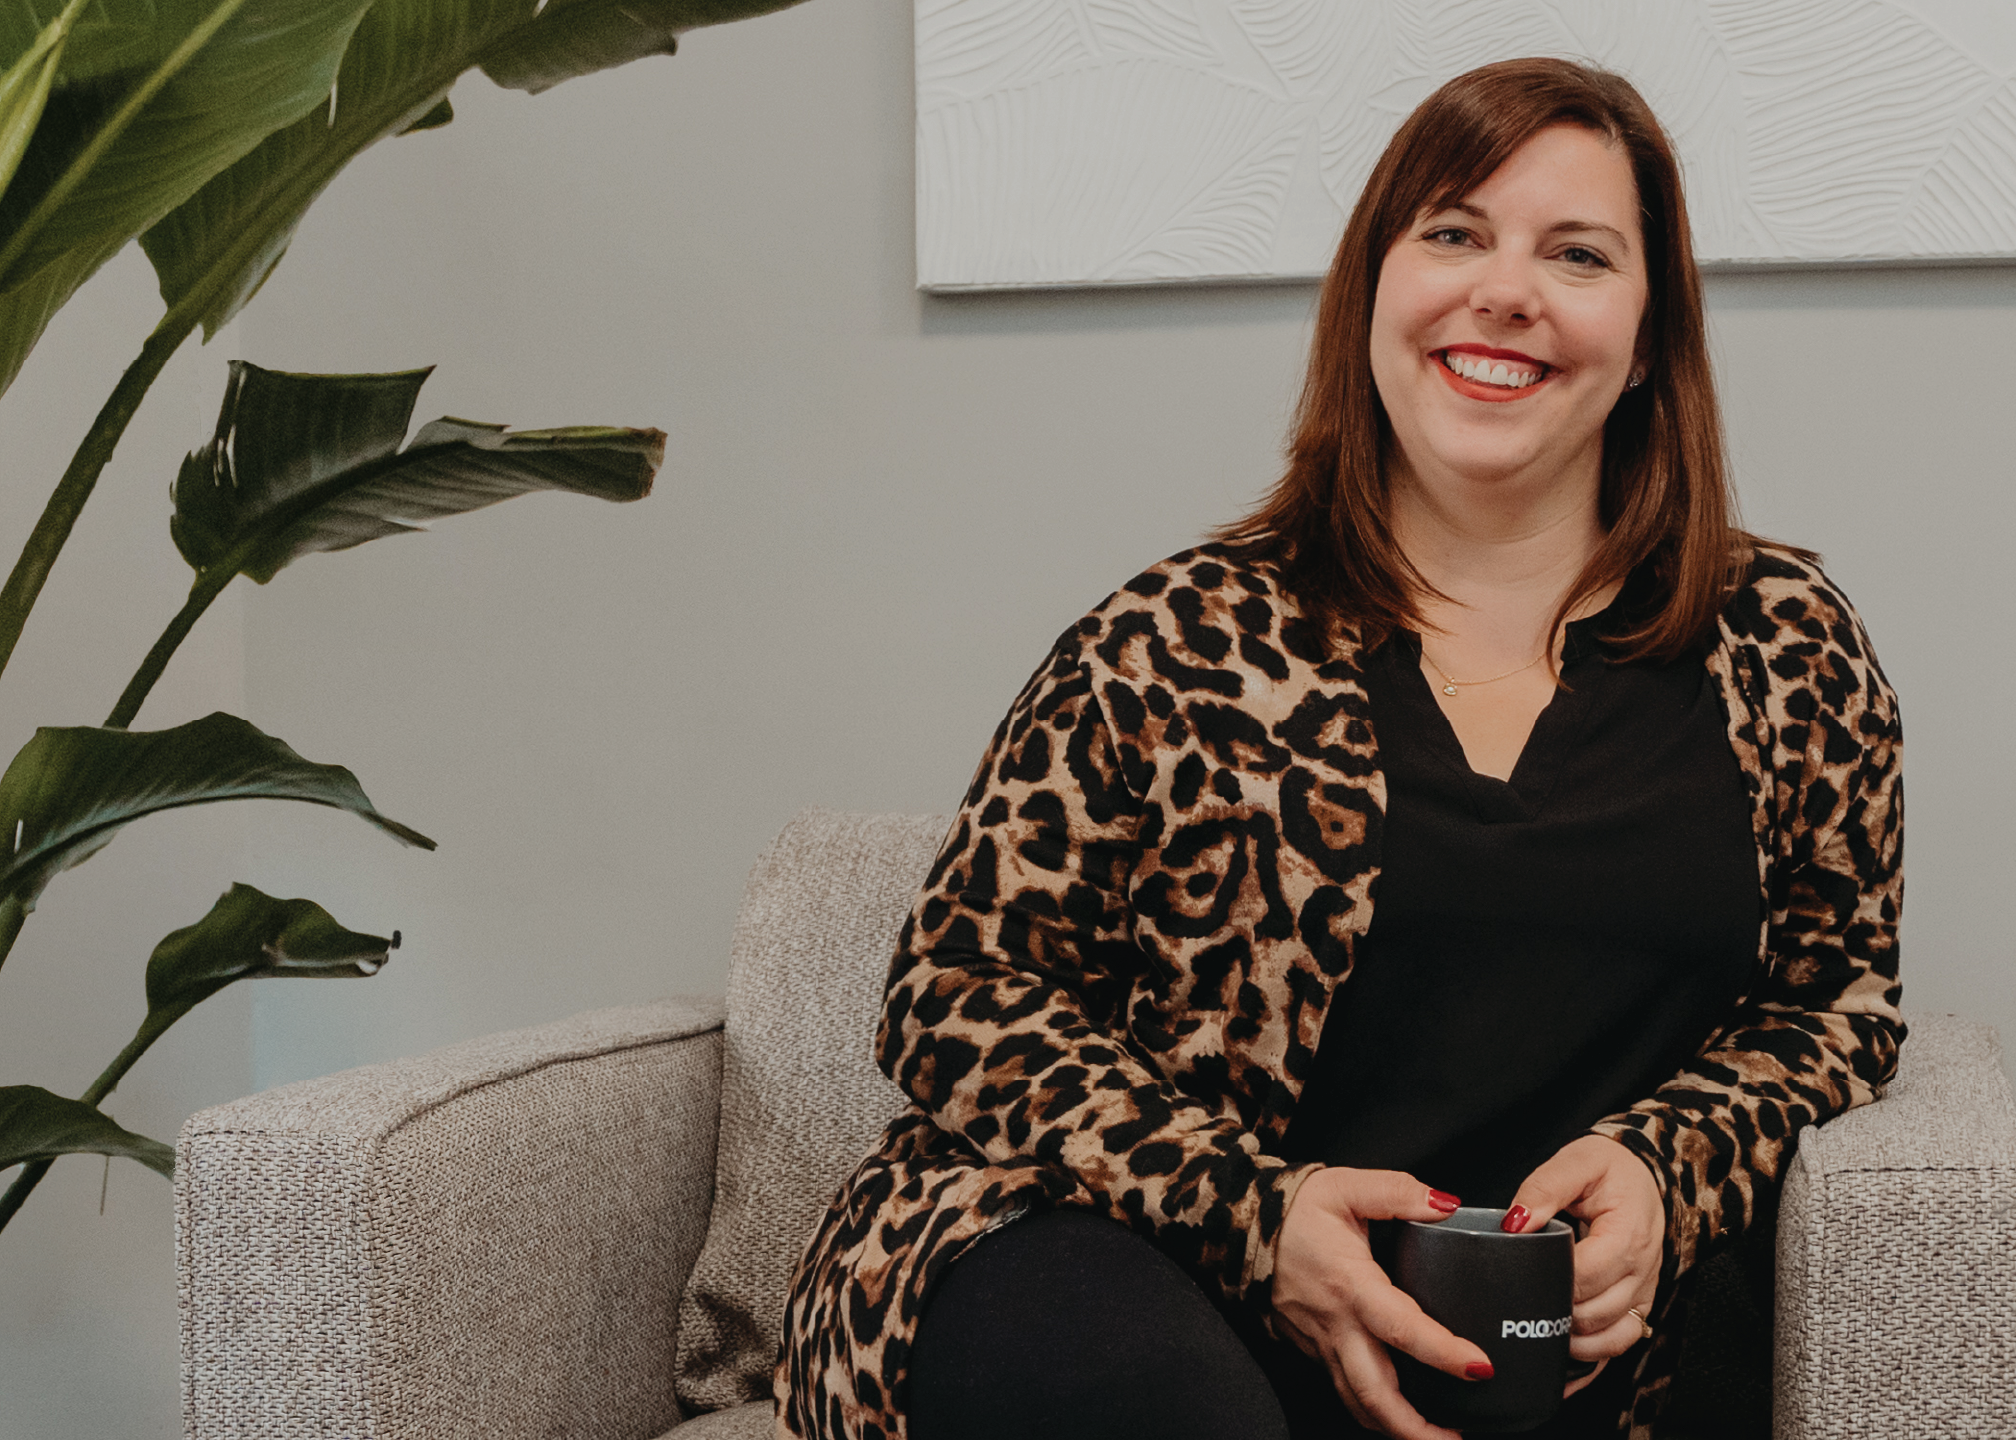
[1425,227,1472,246]
[1559,245,1610,269]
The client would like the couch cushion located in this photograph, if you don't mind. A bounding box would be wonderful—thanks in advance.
[663,1399,776,1439]
[674,808,951,1414]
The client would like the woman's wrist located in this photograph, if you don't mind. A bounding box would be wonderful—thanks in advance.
[1251,1159,1329,1304]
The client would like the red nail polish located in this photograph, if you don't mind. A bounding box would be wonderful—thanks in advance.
[1428,1189,1460,1213]
[1465,1361,1495,1381]
[1501,1205,1529,1233]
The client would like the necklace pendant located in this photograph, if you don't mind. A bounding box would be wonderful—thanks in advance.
[1441,682,1459,696]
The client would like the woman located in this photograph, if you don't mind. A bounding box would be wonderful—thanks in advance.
[777,57,1902,1440]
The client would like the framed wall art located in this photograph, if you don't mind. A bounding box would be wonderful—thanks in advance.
[916,0,2016,289]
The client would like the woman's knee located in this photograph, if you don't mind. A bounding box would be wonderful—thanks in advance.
[907,1208,1289,1440]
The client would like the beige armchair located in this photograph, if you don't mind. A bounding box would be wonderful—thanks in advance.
[176,809,2016,1439]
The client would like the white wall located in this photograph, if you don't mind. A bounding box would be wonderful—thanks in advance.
[1,0,2010,1433]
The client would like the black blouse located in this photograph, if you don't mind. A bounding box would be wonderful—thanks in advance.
[1282,592,1761,1206]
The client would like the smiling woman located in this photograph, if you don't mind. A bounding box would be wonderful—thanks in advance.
[777,57,1903,1440]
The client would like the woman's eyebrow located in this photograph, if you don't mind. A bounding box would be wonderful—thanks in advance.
[1440,202,1632,254]
[1548,219,1632,252]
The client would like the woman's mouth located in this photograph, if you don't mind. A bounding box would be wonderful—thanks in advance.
[1435,348,1551,400]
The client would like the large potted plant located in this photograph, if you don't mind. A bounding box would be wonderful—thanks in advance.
[0,0,807,1231]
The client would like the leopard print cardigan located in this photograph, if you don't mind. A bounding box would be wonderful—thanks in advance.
[774,541,1904,1440]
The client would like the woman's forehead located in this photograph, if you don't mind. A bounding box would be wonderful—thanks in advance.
[1424,128,1641,236]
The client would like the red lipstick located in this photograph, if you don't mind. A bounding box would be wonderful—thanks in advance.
[1434,345,1552,402]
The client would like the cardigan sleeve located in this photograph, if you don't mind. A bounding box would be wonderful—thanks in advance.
[1587,566,1905,1279]
[876,621,1320,1309]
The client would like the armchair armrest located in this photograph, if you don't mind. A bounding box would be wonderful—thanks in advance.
[1775,1010,2016,1438]
[177,995,727,1440]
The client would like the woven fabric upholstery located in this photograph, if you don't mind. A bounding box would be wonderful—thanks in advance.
[662,1400,776,1439]
[178,996,727,1440]
[674,809,949,1415]
[1774,1011,2016,1439]
[173,808,2016,1439]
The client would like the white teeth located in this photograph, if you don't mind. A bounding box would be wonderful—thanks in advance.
[1442,352,1540,389]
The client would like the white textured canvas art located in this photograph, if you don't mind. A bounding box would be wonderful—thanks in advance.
[915,0,2016,289]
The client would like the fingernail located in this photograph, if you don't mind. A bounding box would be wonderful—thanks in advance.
[1501,1205,1529,1233]
[1465,1361,1495,1381]
[1428,1189,1460,1213]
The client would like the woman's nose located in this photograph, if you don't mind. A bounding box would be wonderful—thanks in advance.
[1469,254,1539,324]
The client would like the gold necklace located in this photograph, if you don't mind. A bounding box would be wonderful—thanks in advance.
[1422,647,1545,697]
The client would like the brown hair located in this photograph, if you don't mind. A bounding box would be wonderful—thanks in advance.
[1214,57,1753,660]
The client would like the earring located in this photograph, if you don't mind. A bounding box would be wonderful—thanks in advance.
[1626,369,1646,390]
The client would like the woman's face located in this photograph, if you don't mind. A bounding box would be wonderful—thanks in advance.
[1368,124,1649,498]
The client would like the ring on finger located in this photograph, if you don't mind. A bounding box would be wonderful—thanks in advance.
[1625,1307,1654,1342]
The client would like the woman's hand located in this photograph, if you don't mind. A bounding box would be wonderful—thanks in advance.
[1271,1168,1490,1440]
[1504,1135,1664,1397]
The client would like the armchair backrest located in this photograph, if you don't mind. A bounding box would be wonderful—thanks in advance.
[674,808,953,1415]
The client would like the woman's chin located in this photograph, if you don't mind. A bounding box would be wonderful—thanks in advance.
[1402,423,1604,496]
[1421,449,1555,490]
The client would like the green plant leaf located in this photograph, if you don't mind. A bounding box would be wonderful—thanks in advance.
[0,1086,173,1176]
[138,0,810,343]
[400,95,453,134]
[0,0,377,398]
[132,0,524,342]
[148,881,396,1017]
[0,711,433,913]
[0,0,89,206]
[0,236,113,401]
[478,0,808,94]
[135,108,321,343]
[0,0,378,294]
[171,360,660,583]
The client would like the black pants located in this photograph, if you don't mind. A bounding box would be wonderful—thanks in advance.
[908,1209,1632,1440]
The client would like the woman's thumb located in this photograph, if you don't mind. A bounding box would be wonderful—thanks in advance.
[1503,1146,1605,1233]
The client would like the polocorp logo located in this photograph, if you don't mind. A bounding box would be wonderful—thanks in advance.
[1502,1316,1572,1340]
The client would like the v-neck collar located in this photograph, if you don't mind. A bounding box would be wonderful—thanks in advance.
[1385,587,1635,823]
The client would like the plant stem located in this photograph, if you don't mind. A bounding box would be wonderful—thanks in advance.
[0,1003,186,1231]
[0,324,198,1231]
[79,1006,184,1108]
[0,1160,51,1230]
[0,323,187,688]
[105,566,235,729]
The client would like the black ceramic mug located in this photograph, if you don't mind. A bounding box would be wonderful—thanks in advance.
[1379,1206,1576,1433]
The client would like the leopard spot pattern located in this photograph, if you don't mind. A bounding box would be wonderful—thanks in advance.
[774,544,1902,1440]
